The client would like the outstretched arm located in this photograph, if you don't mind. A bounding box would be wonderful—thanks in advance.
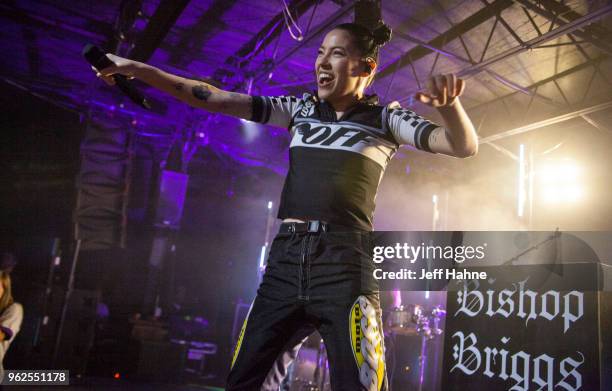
[415,74,478,158]
[94,54,252,119]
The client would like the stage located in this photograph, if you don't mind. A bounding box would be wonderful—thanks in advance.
[1,0,612,390]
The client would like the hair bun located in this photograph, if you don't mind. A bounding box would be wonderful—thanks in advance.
[372,23,392,46]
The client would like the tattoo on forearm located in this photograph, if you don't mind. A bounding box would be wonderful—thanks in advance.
[192,85,212,101]
[174,82,184,91]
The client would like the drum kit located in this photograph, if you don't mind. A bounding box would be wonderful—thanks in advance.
[285,304,446,391]
[386,304,446,338]
[285,335,330,391]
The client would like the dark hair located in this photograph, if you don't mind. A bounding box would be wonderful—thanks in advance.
[0,253,16,273]
[333,22,392,61]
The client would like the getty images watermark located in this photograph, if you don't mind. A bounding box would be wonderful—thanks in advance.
[371,242,488,281]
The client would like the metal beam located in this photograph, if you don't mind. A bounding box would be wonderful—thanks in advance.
[376,0,514,80]
[468,55,608,113]
[533,40,588,49]
[522,6,542,36]
[392,8,609,103]
[513,0,612,55]
[534,0,612,40]
[129,0,190,62]
[459,3,612,78]
[433,0,476,62]
[581,114,611,133]
[394,30,552,100]
[168,0,240,67]
[0,3,110,41]
[272,0,519,94]
[480,0,524,46]
[480,17,499,62]
[107,0,144,53]
[486,141,519,160]
[0,76,79,113]
[479,100,612,143]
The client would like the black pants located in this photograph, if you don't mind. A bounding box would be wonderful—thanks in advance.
[227,226,388,391]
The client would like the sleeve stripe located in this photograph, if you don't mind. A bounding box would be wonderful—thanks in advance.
[414,126,423,149]
[387,105,439,153]
[261,97,271,123]
[418,123,438,152]
[251,95,301,129]
[251,96,274,124]
[250,96,264,123]
[382,106,400,147]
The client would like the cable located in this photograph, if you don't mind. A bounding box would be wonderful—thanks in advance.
[279,0,304,42]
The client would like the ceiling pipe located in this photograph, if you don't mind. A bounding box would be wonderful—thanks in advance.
[479,100,612,143]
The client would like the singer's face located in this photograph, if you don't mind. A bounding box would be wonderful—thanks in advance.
[315,29,365,103]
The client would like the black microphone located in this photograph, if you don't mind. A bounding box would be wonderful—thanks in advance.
[82,44,151,110]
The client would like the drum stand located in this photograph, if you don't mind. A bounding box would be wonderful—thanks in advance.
[311,338,327,391]
[386,305,446,391]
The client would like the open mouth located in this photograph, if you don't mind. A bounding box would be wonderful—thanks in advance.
[317,72,335,88]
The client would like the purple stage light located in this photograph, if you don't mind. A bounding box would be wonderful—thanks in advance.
[154,170,189,229]
[393,290,402,308]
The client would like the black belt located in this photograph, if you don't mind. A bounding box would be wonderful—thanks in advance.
[279,220,364,234]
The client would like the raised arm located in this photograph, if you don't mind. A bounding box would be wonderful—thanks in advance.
[94,54,252,119]
[415,74,479,158]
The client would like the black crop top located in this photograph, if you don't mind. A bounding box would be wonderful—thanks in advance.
[251,93,440,230]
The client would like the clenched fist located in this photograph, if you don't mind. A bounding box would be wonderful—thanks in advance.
[415,74,465,108]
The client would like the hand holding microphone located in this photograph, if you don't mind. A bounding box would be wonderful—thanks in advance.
[92,53,138,85]
[83,44,151,109]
